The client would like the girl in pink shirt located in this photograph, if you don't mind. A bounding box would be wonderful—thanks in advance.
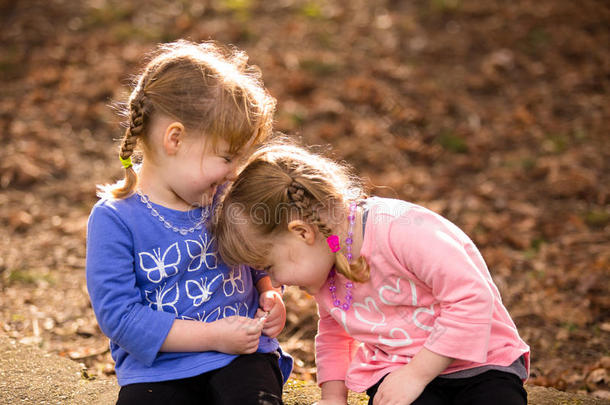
[213,141,529,405]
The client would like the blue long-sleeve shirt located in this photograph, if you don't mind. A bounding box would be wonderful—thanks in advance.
[86,193,292,386]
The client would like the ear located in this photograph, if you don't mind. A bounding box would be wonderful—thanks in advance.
[162,122,186,156]
[287,220,317,245]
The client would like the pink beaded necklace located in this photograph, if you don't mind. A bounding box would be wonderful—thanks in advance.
[328,202,357,310]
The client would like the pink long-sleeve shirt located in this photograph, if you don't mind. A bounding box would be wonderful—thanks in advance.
[314,197,530,392]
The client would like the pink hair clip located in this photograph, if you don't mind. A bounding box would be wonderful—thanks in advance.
[326,235,341,253]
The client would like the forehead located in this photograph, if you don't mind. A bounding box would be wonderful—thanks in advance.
[202,136,230,153]
[248,231,294,269]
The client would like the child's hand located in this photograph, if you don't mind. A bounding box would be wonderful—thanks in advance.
[372,367,427,405]
[257,290,286,338]
[211,316,263,354]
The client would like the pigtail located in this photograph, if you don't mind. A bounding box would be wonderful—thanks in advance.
[106,90,151,199]
[287,179,370,283]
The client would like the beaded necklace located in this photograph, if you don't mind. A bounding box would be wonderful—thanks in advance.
[136,190,210,235]
[329,201,357,310]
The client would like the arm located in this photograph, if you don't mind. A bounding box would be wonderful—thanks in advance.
[317,380,349,405]
[315,305,357,404]
[160,317,262,354]
[389,210,495,364]
[255,276,286,338]
[86,205,175,366]
[372,348,453,405]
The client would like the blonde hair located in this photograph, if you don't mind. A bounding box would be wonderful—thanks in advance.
[212,140,370,283]
[101,40,276,199]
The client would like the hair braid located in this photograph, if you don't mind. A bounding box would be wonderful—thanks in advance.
[287,180,330,235]
[119,92,148,159]
[112,91,151,198]
[286,179,368,282]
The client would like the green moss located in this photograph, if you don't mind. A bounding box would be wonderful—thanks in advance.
[84,3,134,27]
[430,0,462,13]
[301,2,324,19]
[300,59,340,76]
[584,210,610,228]
[437,131,468,153]
[111,23,165,42]
[521,157,537,171]
[219,0,253,21]
[7,269,55,285]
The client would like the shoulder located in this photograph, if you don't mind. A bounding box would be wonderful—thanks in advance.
[88,194,140,231]
[366,197,470,246]
[90,194,137,215]
[366,197,430,231]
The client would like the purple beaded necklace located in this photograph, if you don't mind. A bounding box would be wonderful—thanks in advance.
[329,202,357,310]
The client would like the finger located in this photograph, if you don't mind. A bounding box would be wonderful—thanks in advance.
[255,308,266,319]
[246,339,260,353]
[263,319,280,333]
[260,293,276,311]
[264,327,279,339]
[247,321,264,335]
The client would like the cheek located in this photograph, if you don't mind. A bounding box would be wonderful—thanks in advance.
[270,268,294,286]
[268,275,283,288]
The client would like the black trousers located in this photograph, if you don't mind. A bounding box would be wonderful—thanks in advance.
[116,353,283,405]
[366,370,527,405]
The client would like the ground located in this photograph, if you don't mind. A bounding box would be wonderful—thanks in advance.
[0,0,608,400]
[1,334,608,404]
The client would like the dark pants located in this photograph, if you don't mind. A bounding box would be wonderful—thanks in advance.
[366,370,527,405]
[116,353,284,405]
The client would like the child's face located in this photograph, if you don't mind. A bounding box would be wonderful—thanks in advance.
[170,136,241,208]
[262,227,336,295]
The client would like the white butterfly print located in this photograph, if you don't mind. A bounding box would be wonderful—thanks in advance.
[185,235,218,272]
[223,302,249,317]
[181,313,203,321]
[145,282,180,315]
[181,307,221,322]
[186,274,223,306]
[223,266,245,297]
[138,243,181,283]
[203,307,221,322]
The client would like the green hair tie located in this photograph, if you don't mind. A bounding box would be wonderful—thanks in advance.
[119,155,133,169]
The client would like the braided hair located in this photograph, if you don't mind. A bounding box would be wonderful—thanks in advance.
[286,179,369,282]
[213,140,370,283]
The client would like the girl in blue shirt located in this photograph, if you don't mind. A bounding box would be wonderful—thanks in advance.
[86,40,292,405]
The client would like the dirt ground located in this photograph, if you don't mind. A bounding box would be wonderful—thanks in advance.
[3,334,609,405]
[0,0,608,400]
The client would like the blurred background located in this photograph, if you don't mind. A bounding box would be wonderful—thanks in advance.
[0,0,608,398]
